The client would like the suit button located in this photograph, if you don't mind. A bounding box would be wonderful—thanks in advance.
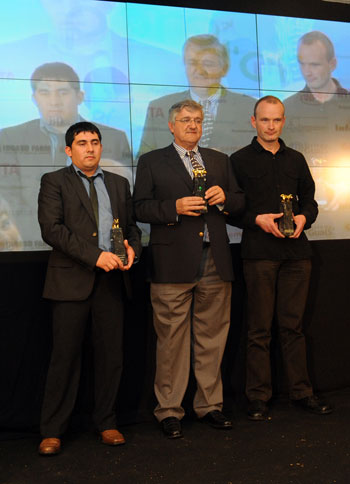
[92,232,97,237]
[199,232,204,237]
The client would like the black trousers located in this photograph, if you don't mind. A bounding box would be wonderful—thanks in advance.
[243,259,313,402]
[40,271,124,437]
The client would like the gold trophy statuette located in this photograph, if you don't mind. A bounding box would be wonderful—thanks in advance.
[110,218,127,265]
[193,167,208,214]
[279,194,294,237]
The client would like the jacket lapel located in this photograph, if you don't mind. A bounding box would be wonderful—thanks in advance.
[163,144,193,191]
[65,165,97,225]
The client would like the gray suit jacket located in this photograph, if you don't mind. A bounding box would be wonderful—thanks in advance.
[138,88,255,157]
[0,118,131,167]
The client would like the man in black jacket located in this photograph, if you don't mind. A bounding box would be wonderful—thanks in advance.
[37,121,141,455]
[230,96,332,420]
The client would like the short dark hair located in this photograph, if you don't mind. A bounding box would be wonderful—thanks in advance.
[31,62,81,92]
[65,122,102,148]
[298,31,335,61]
[253,95,285,117]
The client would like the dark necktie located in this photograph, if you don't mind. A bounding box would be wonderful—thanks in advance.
[79,172,99,226]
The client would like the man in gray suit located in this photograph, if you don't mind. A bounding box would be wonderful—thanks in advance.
[138,34,255,158]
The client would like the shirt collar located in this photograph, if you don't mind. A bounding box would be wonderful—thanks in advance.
[73,163,104,179]
[251,136,286,153]
[190,86,222,104]
[301,78,347,96]
[173,142,199,158]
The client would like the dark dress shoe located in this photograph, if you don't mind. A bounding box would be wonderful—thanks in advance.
[247,399,269,421]
[100,429,126,445]
[161,417,183,439]
[38,438,61,455]
[293,395,333,415]
[201,410,232,429]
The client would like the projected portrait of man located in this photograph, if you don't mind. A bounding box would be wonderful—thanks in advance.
[0,62,132,250]
[0,62,131,169]
[283,31,350,231]
[138,34,255,157]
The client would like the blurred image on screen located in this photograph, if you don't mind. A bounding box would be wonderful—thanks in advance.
[0,0,349,250]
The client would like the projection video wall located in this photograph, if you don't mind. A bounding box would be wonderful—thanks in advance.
[1,0,350,251]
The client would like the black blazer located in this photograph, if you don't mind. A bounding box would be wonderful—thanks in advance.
[133,144,244,283]
[38,165,141,301]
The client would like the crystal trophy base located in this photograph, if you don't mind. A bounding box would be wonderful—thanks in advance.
[193,171,208,214]
[110,219,127,264]
[279,194,294,237]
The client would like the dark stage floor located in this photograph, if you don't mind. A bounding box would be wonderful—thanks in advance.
[1,390,349,484]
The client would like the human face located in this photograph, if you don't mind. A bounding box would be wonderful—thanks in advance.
[184,44,227,95]
[33,80,84,129]
[251,101,285,149]
[168,107,203,150]
[298,41,336,92]
[65,131,103,176]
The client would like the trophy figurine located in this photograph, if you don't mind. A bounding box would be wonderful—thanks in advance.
[110,218,127,265]
[279,194,294,237]
[193,167,208,213]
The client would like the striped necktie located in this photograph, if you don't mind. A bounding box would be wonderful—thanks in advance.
[187,150,204,173]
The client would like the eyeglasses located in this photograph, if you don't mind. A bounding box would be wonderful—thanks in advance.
[175,117,203,126]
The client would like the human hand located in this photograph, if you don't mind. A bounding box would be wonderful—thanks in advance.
[205,185,226,205]
[119,240,135,271]
[176,196,205,216]
[96,251,125,272]
[290,214,306,239]
[255,213,284,238]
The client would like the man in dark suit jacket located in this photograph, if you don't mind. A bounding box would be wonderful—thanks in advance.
[37,121,141,455]
[133,100,244,439]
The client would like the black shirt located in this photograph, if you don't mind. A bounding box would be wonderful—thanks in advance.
[230,137,318,260]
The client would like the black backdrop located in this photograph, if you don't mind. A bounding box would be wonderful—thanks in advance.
[1,0,350,437]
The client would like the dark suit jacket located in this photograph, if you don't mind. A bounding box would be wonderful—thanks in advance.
[133,144,244,283]
[38,165,141,301]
